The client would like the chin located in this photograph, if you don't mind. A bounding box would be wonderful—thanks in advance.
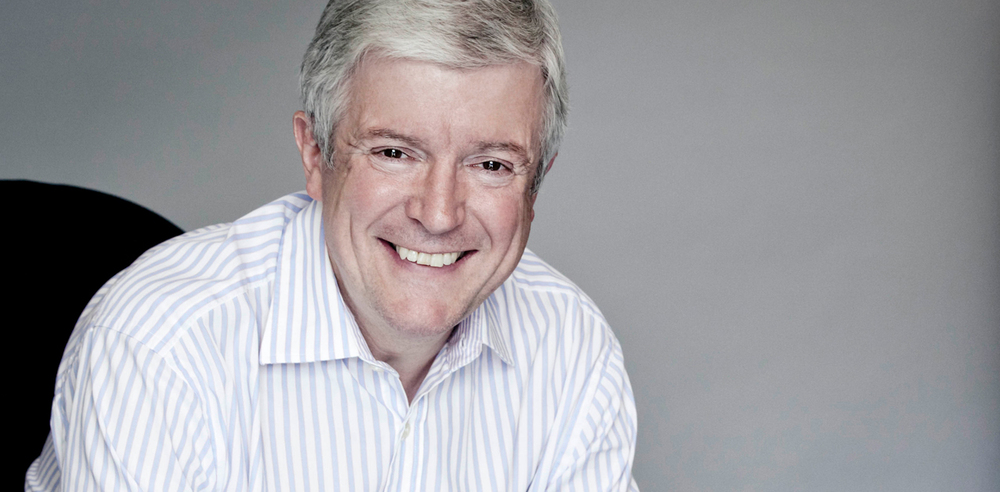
[378,301,468,338]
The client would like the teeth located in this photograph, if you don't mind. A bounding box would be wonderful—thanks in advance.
[395,245,462,268]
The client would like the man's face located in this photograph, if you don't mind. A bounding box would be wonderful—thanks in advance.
[299,57,546,339]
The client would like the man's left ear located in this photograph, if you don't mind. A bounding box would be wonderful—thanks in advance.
[529,153,557,222]
[544,153,557,176]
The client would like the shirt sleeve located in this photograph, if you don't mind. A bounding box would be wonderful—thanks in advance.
[44,325,216,491]
[541,315,640,492]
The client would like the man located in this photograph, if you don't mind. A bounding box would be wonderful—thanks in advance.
[26,0,638,490]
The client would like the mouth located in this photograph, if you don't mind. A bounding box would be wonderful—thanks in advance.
[389,242,469,268]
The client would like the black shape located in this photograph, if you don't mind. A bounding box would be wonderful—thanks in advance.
[2,180,183,486]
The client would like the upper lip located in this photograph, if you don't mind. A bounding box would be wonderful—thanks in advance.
[384,239,467,255]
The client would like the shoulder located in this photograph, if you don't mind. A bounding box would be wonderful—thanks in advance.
[510,248,604,315]
[494,248,625,371]
[75,192,313,352]
[505,248,610,334]
[45,195,315,492]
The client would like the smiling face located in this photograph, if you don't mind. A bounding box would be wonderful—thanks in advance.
[296,56,546,342]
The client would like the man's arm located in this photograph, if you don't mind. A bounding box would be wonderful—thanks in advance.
[34,325,215,491]
[519,298,639,492]
[548,340,639,492]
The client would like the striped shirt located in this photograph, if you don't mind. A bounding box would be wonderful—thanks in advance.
[26,192,638,491]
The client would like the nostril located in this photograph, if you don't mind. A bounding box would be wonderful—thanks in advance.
[406,194,465,234]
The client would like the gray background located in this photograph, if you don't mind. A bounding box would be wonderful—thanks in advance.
[3,0,998,490]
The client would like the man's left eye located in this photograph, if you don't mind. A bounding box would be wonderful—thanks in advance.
[381,148,406,158]
[481,161,505,172]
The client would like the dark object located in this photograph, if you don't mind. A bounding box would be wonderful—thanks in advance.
[2,180,183,486]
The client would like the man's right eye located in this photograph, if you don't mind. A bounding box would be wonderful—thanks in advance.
[380,148,406,159]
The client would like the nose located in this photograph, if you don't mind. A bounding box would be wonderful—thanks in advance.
[405,161,466,234]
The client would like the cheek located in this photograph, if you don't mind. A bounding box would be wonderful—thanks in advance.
[321,171,381,263]
[335,168,403,229]
[350,164,411,207]
[478,191,533,245]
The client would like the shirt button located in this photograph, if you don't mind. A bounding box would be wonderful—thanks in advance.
[401,421,411,440]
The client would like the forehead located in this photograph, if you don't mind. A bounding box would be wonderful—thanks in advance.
[340,56,546,159]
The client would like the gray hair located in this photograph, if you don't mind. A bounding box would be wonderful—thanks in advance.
[299,0,568,194]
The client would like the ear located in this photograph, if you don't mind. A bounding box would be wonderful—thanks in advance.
[544,152,557,175]
[293,111,325,201]
[529,153,556,222]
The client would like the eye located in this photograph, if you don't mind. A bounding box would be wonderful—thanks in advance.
[481,160,506,172]
[380,148,406,159]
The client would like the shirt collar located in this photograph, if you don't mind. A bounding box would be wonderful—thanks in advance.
[258,195,514,368]
[259,198,368,365]
[440,294,515,368]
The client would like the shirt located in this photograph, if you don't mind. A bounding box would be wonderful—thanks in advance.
[26,192,638,491]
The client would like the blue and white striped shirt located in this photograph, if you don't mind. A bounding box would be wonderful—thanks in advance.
[26,192,638,491]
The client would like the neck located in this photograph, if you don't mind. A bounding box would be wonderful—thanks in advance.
[358,323,453,403]
[330,262,455,402]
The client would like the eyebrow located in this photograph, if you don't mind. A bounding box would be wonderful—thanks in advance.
[361,128,427,148]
